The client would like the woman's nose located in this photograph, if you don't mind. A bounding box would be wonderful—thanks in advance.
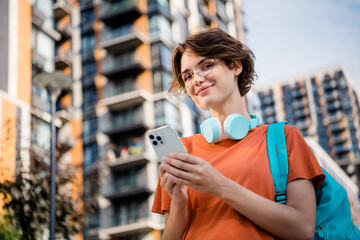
[192,72,206,85]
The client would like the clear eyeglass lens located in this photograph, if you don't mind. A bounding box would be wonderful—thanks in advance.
[179,59,215,89]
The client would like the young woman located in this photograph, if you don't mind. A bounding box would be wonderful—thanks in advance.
[151,28,325,240]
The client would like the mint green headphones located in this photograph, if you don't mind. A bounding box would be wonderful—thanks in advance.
[200,114,260,143]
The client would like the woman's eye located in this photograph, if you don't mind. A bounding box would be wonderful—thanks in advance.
[201,62,214,71]
[183,74,192,81]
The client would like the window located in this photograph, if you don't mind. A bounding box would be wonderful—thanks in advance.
[153,71,172,93]
[31,0,54,28]
[83,61,96,77]
[84,143,98,167]
[31,27,55,72]
[149,14,172,41]
[31,116,51,152]
[155,100,181,130]
[151,42,172,71]
[83,116,98,137]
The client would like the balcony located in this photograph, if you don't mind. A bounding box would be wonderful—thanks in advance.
[102,220,156,238]
[330,122,345,133]
[31,5,46,27]
[102,107,149,137]
[334,144,352,154]
[107,153,150,172]
[324,91,339,102]
[55,52,72,69]
[326,111,344,123]
[54,0,72,19]
[292,99,307,110]
[290,88,305,98]
[262,107,276,118]
[100,89,151,111]
[148,1,172,20]
[57,24,72,39]
[103,169,151,200]
[81,21,94,34]
[332,133,346,145]
[82,75,95,88]
[81,49,95,62]
[80,0,93,10]
[101,52,145,78]
[100,25,147,54]
[326,100,341,111]
[100,0,141,25]
[32,49,46,71]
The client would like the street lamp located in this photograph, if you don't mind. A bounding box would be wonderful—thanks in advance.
[33,71,72,240]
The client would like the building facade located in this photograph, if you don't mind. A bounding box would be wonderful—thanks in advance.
[1,0,83,238]
[0,0,32,186]
[255,66,360,186]
[79,0,245,239]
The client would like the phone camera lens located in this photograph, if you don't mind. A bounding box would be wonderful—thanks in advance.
[149,134,154,139]
[156,136,162,141]
[152,141,157,146]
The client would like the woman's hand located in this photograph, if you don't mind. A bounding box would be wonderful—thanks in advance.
[160,152,226,196]
[159,162,188,206]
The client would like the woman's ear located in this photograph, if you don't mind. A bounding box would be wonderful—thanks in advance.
[233,60,243,76]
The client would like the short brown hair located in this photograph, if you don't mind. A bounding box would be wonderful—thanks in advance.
[169,28,256,96]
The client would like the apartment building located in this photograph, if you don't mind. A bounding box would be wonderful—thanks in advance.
[0,0,83,237]
[255,66,360,186]
[0,0,32,185]
[79,0,245,239]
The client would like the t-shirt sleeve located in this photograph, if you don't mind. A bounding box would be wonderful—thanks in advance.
[285,126,325,188]
[151,177,171,214]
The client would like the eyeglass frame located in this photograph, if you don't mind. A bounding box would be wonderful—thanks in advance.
[177,58,216,90]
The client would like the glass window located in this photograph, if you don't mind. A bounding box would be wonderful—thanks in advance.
[153,71,172,93]
[84,143,98,166]
[32,0,54,28]
[81,9,94,22]
[151,42,172,71]
[83,116,98,137]
[81,34,96,51]
[149,14,172,40]
[31,27,55,72]
[31,116,51,152]
[83,61,96,77]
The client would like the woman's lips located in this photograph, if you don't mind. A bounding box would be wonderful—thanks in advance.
[196,84,214,95]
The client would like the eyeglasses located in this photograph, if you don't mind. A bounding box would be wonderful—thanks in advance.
[178,58,216,89]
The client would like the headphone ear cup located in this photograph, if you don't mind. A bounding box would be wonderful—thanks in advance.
[200,118,222,143]
[224,114,249,140]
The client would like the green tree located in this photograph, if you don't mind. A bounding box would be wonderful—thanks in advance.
[0,213,21,240]
[0,115,84,240]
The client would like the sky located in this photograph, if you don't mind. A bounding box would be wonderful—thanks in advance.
[243,0,360,93]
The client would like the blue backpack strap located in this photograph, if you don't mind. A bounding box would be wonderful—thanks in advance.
[266,121,289,204]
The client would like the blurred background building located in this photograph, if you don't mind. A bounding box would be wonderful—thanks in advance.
[1,0,359,239]
[79,0,245,239]
[255,66,360,187]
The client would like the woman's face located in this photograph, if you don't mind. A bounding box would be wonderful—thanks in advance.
[180,52,242,110]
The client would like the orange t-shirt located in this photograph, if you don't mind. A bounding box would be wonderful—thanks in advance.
[152,124,325,239]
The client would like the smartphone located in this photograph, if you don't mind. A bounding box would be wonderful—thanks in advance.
[147,125,187,160]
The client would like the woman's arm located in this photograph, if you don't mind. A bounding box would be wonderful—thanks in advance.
[159,166,188,240]
[161,152,316,240]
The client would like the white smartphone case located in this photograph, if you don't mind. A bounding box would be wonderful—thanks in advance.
[147,125,187,160]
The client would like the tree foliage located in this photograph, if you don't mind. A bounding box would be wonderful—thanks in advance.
[0,147,84,240]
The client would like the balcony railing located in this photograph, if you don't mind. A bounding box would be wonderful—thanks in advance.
[102,52,145,78]
[102,24,133,42]
[55,52,72,69]
[103,78,136,99]
[54,0,72,19]
[101,24,147,53]
[100,0,141,23]
[80,0,93,10]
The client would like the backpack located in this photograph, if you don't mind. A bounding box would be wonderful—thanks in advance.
[266,121,360,240]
